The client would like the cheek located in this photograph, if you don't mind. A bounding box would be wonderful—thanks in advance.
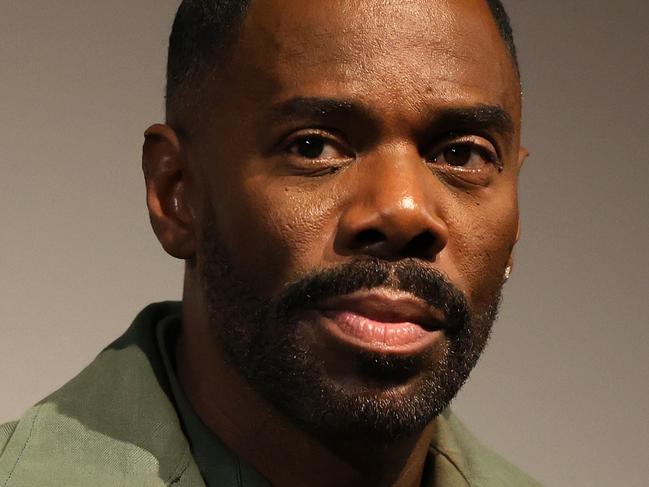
[216,177,340,295]
[447,192,519,310]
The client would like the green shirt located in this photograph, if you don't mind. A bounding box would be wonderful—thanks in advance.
[0,302,540,486]
[156,313,270,486]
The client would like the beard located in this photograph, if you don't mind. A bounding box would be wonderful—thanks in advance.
[198,213,503,443]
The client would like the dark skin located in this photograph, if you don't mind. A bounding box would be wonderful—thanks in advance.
[143,0,527,485]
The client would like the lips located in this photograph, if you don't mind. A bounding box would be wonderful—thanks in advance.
[315,289,446,351]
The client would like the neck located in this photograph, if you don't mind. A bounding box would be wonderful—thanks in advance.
[177,281,436,487]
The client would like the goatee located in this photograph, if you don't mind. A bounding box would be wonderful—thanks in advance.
[198,214,502,442]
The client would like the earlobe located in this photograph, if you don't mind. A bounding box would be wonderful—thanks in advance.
[505,254,514,280]
[515,223,521,244]
[505,149,526,278]
[142,123,197,260]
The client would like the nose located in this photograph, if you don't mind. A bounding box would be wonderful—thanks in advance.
[334,153,449,261]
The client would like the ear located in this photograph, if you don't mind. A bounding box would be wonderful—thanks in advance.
[517,145,530,170]
[142,124,197,260]
[506,224,520,275]
[507,146,529,276]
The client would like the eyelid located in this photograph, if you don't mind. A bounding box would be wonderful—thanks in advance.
[281,128,354,157]
[427,134,501,166]
[283,127,344,142]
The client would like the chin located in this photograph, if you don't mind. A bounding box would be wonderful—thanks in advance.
[246,333,464,443]
[291,370,456,443]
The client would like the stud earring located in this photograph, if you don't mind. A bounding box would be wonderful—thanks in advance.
[504,265,512,281]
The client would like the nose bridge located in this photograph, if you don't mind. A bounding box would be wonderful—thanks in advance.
[365,150,428,217]
[364,149,442,233]
[336,146,449,259]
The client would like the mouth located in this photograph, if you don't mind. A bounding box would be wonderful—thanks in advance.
[313,288,447,354]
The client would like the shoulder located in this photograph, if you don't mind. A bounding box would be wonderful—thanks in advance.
[0,398,199,487]
[433,410,542,487]
[0,302,202,486]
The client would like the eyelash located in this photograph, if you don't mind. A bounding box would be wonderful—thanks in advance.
[427,137,501,167]
[281,130,502,170]
[285,129,340,144]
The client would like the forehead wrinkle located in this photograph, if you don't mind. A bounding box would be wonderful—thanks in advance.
[259,0,498,53]
[244,0,464,63]
[271,21,454,69]
[242,1,512,84]
[265,28,496,100]
[225,0,520,125]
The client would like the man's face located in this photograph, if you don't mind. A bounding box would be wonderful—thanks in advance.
[185,0,523,440]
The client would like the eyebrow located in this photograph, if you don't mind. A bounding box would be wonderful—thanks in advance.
[266,97,371,123]
[431,104,515,138]
[266,96,514,137]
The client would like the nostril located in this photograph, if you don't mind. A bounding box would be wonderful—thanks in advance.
[402,231,438,258]
[353,228,386,249]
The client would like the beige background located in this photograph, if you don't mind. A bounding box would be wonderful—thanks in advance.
[1,1,647,485]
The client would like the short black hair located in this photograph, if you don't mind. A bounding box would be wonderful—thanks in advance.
[166,0,518,121]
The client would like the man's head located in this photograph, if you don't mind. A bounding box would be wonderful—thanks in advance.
[144,0,526,443]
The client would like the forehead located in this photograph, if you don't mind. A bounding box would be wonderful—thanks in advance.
[223,0,520,123]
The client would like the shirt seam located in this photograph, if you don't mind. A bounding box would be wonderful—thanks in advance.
[429,445,472,486]
[0,422,18,458]
[235,457,243,487]
[2,405,42,487]
[166,444,193,486]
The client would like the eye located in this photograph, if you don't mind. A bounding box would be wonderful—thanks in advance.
[287,135,347,160]
[428,141,499,170]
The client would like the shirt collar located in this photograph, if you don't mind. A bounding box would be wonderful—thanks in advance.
[156,315,272,487]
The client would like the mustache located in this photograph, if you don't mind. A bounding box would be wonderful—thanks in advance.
[274,258,471,331]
